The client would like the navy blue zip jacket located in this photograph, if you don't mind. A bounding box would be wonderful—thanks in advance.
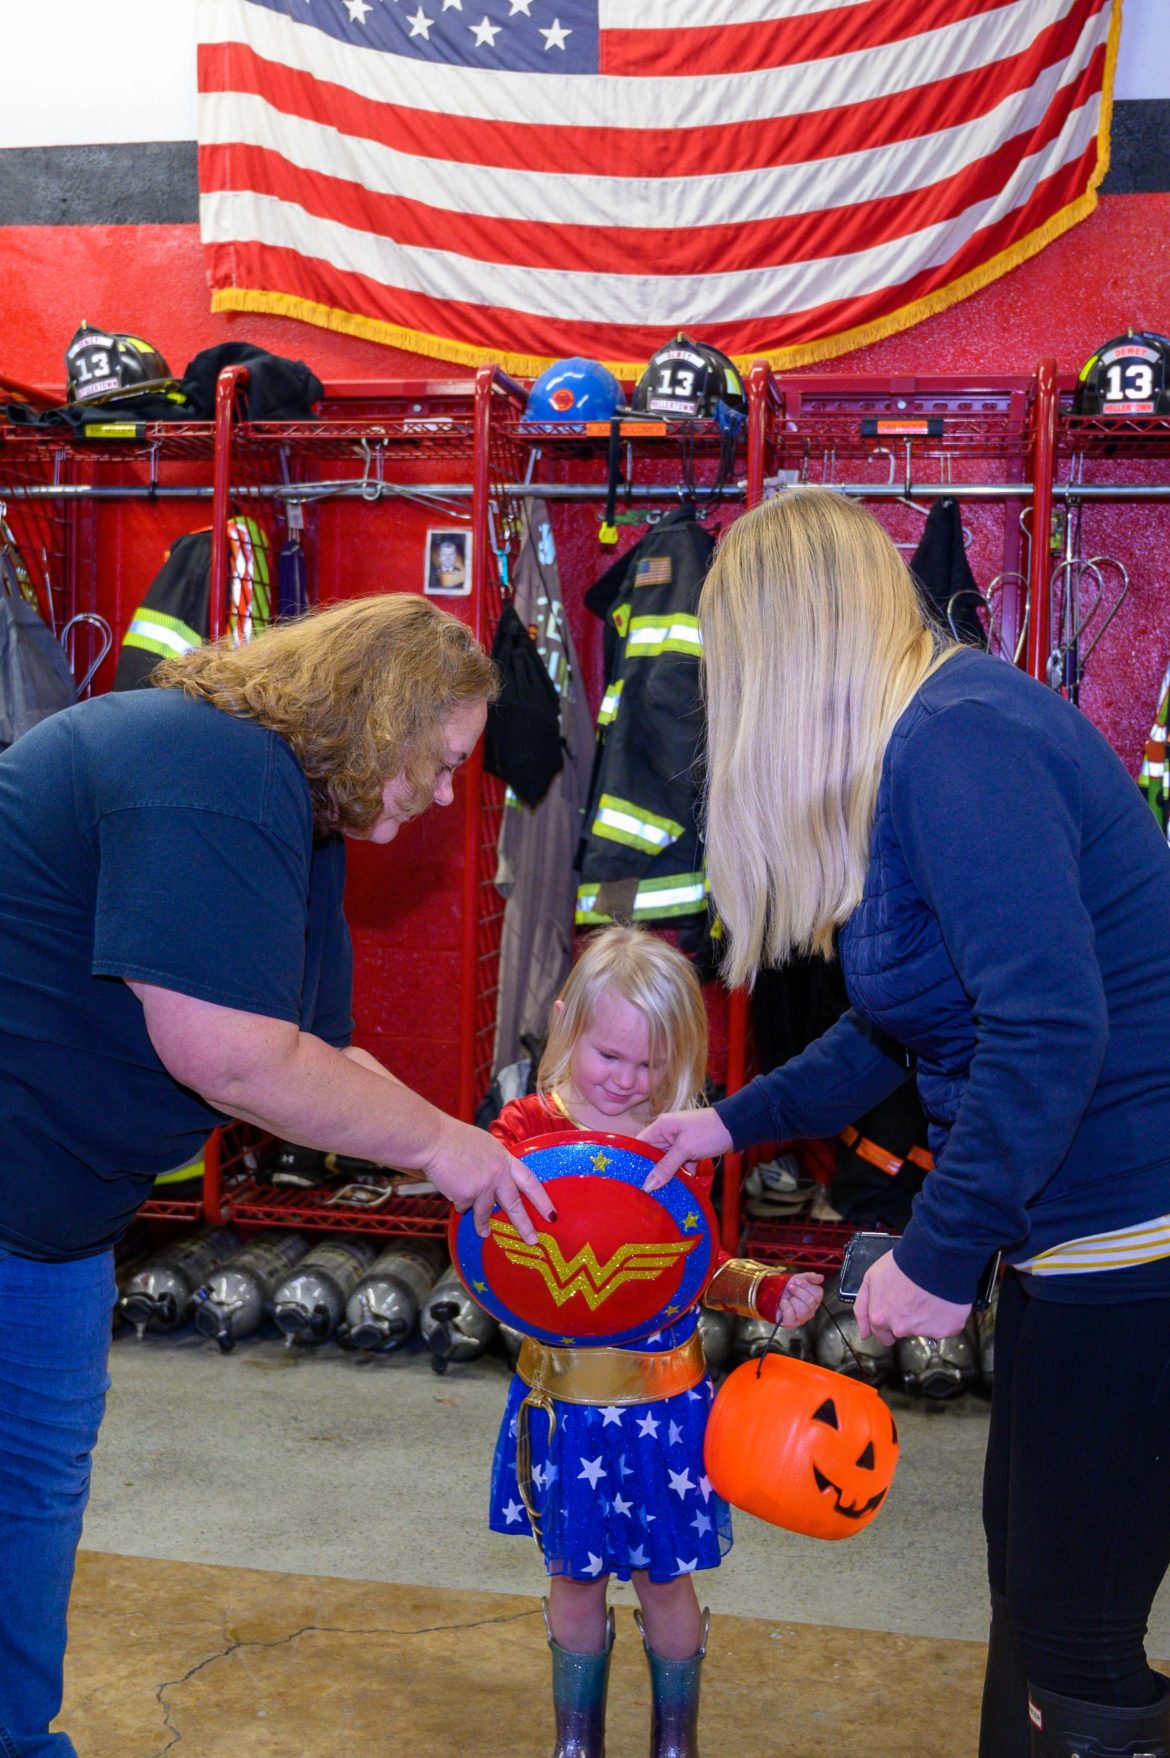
[716,649,1170,1304]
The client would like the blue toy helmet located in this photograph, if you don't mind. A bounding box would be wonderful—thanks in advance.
[522,357,626,424]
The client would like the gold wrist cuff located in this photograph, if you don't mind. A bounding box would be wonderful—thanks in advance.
[704,1257,781,1320]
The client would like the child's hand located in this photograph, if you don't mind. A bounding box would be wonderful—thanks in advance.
[757,1271,824,1329]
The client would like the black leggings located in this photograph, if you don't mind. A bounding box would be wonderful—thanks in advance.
[983,1271,1170,1707]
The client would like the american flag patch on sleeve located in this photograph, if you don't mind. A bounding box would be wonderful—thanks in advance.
[635,556,673,587]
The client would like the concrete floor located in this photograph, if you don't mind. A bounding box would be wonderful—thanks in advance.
[62,1325,1170,1756]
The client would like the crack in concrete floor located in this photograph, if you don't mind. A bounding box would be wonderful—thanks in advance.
[148,1606,542,1758]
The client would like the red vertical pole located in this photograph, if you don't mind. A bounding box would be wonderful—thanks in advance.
[202,1127,226,1224]
[457,369,495,1122]
[1026,359,1058,685]
[209,365,250,642]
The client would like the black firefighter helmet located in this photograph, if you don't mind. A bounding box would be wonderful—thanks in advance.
[65,322,179,406]
[632,333,747,423]
[1074,330,1170,416]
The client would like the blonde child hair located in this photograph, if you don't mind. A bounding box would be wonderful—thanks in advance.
[699,486,957,982]
[537,926,708,1118]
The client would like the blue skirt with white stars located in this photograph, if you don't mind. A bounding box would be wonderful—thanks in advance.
[488,1314,733,1583]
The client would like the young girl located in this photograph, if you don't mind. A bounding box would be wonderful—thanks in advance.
[488,926,822,1758]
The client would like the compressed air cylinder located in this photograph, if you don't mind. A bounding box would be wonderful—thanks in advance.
[119,1226,241,1338]
[420,1267,499,1374]
[812,1283,896,1386]
[194,1231,310,1352]
[896,1322,980,1400]
[732,1311,815,1365]
[697,1305,735,1376]
[272,1236,379,1345]
[342,1241,445,1352]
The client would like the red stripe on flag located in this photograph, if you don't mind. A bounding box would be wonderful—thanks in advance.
[199,47,1102,280]
[205,138,1099,365]
[197,0,1103,180]
[601,0,1024,79]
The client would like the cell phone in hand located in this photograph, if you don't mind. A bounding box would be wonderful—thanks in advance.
[837,1231,1003,1312]
[837,1231,899,1302]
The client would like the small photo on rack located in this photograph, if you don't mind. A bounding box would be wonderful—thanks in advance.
[424,527,471,597]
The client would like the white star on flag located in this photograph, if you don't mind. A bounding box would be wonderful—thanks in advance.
[406,6,433,35]
[531,1461,545,1489]
[668,1467,694,1499]
[636,1413,660,1439]
[440,0,462,7]
[503,1499,525,1525]
[341,0,372,20]
[579,1455,607,1490]
[470,14,501,44]
[687,1388,703,1402]
[544,1461,558,1487]
[641,1507,657,1525]
[629,1544,649,1567]
[539,16,570,48]
[599,1406,624,1427]
[675,1555,698,1574]
[613,1493,633,1518]
[617,1455,633,1480]
[698,1474,713,1503]
[691,1510,712,1536]
[668,1421,684,1447]
[507,0,533,10]
[583,1552,604,1577]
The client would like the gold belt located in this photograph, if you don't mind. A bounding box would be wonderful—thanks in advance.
[514,1331,707,1547]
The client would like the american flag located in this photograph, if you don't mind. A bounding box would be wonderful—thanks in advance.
[197,0,1119,374]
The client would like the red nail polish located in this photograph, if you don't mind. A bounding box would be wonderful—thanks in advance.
[548,1209,559,1223]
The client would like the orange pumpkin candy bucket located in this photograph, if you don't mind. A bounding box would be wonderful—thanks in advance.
[704,1353,899,1540]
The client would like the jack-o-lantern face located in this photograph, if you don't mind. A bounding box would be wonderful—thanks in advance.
[704,1354,899,1540]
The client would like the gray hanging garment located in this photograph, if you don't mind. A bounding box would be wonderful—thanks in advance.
[0,595,77,751]
[491,501,594,1075]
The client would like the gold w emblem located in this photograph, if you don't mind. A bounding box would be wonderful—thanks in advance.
[489,1220,698,1311]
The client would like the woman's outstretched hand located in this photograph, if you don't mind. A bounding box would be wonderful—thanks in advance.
[638,1107,734,1191]
[854,1248,971,1345]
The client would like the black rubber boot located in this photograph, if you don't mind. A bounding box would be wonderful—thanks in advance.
[635,1607,709,1758]
[543,1598,615,1758]
[980,1589,1032,1758]
[1028,1675,1170,1755]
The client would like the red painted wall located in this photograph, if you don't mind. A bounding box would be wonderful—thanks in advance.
[3,198,1168,1103]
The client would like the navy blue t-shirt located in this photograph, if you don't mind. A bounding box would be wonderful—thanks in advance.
[0,690,353,1259]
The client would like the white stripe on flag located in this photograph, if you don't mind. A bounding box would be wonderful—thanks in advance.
[198,0,1084,133]
[198,26,1102,237]
[198,95,1102,325]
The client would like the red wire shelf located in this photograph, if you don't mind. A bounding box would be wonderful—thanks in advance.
[136,1191,205,1224]
[0,422,218,466]
[1057,412,1170,456]
[740,1218,893,1276]
[222,1179,451,1239]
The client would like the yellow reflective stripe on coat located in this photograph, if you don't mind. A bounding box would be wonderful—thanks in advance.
[576,872,707,924]
[121,609,203,659]
[592,794,684,854]
[153,1154,204,1186]
[597,679,624,726]
[624,614,702,660]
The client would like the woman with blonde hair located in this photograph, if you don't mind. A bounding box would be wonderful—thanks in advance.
[643,487,1170,1758]
[0,592,551,1758]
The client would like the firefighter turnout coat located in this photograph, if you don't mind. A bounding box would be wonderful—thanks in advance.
[577,503,713,929]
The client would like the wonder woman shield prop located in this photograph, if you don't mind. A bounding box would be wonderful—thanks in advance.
[449,1132,718,1347]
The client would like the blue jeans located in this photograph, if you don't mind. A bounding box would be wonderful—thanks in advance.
[0,1248,115,1758]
